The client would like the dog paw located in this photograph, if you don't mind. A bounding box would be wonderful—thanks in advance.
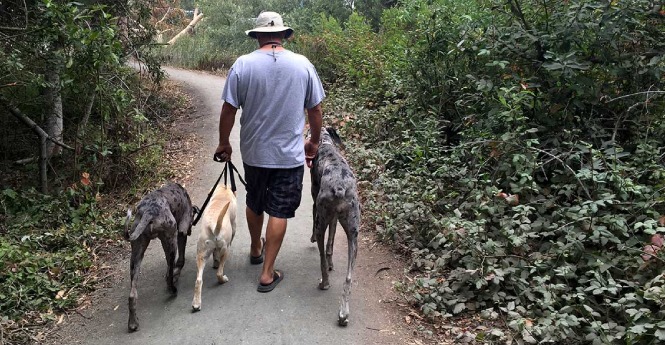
[168,285,178,295]
[338,313,349,326]
[192,305,201,312]
[318,280,330,290]
[217,275,229,284]
[128,320,139,332]
[212,260,220,269]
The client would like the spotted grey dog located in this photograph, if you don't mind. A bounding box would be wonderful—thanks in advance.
[310,127,360,326]
[124,182,193,332]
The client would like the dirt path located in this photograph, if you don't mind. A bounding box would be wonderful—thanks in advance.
[47,66,421,345]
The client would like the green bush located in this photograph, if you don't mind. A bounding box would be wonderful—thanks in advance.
[0,183,117,319]
[320,0,665,343]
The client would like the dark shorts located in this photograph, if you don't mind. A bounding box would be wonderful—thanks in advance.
[244,163,304,219]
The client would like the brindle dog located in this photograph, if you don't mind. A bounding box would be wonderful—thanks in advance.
[310,127,360,326]
[124,182,193,332]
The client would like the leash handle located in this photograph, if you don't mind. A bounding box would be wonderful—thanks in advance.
[192,160,247,226]
[213,152,229,162]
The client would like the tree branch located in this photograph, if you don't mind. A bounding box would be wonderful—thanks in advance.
[0,94,74,151]
[167,8,203,45]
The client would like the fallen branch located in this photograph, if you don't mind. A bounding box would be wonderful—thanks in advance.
[167,7,203,45]
[0,95,75,151]
[14,157,36,165]
[0,94,74,192]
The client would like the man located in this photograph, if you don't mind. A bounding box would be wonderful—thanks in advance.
[214,11,324,292]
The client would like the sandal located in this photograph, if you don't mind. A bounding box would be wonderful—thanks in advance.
[250,237,265,265]
[257,270,284,293]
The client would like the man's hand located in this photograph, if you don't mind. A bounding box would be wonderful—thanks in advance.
[214,143,232,162]
[216,102,237,162]
[304,139,319,168]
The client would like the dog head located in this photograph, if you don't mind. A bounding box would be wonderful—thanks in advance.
[321,127,344,148]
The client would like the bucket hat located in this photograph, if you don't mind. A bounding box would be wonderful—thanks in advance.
[245,11,293,39]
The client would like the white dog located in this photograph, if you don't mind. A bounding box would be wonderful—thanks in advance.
[192,184,237,312]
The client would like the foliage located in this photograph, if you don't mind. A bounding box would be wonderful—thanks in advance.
[0,2,187,342]
[0,177,116,320]
[158,0,398,69]
[313,0,665,343]
[1,0,167,189]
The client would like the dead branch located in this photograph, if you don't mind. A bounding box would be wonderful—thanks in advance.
[0,95,75,151]
[167,7,203,45]
[155,7,172,26]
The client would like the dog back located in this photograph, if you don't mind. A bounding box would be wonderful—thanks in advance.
[201,185,237,245]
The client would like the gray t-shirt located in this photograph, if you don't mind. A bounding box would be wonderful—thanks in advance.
[221,49,325,168]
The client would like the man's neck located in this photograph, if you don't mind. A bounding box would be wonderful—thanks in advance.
[258,42,285,52]
[259,38,284,51]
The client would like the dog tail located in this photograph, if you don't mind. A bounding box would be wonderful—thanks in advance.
[128,214,151,242]
[213,201,231,236]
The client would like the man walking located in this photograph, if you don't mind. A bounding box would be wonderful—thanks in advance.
[215,11,324,292]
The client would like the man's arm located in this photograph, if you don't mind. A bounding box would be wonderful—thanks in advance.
[215,102,238,161]
[305,103,322,168]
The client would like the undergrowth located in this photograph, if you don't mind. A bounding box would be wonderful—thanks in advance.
[0,79,191,344]
[306,1,665,343]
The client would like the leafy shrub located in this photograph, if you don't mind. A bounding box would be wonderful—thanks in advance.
[0,177,118,320]
[321,0,665,343]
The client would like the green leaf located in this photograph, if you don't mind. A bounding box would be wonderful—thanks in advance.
[453,302,466,314]
[655,329,665,341]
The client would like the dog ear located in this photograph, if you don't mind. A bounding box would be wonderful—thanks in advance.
[327,127,343,147]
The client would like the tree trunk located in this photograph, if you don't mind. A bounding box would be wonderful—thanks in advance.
[44,63,63,157]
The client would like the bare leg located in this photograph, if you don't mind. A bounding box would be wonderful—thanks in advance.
[246,207,264,257]
[128,238,149,332]
[259,216,287,285]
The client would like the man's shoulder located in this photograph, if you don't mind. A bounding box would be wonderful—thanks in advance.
[285,51,311,62]
[234,52,258,64]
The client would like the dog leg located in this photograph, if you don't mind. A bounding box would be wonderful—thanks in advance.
[338,213,359,326]
[192,245,212,312]
[316,213,331,290]
[212,247,221,269]
[128,238,149,332]
[161,236,178,295]
[326,217,337,271]
[215,247,229,284]
[174,232,187,284]
[310,200,318,243]
[310,176,319,243]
